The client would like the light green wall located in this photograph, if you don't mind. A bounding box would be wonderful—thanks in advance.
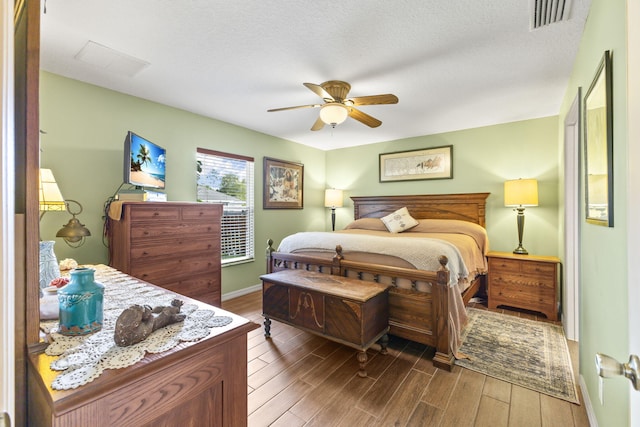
[39,71,327,295]
[557,0,629,425]
[326,117,561,257]
[40,73,562,298]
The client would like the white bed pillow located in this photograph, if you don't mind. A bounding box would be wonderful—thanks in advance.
[380,207,419,233]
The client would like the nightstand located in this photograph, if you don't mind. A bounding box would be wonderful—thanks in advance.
[487,251,561,320]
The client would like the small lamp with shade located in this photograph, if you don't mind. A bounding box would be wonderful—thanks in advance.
[324,189,343,231]
[504,178,538,255]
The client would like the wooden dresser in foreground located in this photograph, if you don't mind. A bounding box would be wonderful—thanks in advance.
[28,271,258,427]
[108,201,222,306]
[487,251,561,320]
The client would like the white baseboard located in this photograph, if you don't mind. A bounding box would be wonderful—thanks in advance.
[221,283,261,302]
[580,375,598,427]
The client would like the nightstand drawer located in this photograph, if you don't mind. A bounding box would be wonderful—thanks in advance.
[489,258,556,278]
[521,261,556,277]
[490,275,555,291]
[488,258,521,273]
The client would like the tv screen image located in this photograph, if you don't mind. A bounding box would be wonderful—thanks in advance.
[124,131,166,189]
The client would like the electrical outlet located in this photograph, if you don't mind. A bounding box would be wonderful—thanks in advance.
[599,377,604,404]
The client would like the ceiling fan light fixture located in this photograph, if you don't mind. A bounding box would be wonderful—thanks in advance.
[319,103,349,127]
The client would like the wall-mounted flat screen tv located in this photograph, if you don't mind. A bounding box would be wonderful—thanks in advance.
[123,131,166,189]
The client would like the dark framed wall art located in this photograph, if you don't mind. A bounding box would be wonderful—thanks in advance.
[263,157,304,209]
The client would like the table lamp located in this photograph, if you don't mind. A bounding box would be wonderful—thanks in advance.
[504,178,538,255]
[324,189,343,231]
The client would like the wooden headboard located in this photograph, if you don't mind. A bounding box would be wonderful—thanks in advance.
[351,193,490,228]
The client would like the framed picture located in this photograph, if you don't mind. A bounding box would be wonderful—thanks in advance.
[379,145,453,182]
[584,50,613,227]
[263,157,304,209]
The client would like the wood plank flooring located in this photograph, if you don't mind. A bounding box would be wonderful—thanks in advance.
[222,291,590,427]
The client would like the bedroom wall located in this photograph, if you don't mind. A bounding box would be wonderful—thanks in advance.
[39,72,561,297]
[39,71,327,295]
[325,116,561,258]
[557,0,629,425]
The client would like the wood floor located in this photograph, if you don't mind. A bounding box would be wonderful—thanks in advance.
[222,291,590,427]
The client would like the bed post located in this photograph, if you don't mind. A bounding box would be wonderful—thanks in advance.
[331,245,344,276]
[432,255,454,371]
[266,239,275,273]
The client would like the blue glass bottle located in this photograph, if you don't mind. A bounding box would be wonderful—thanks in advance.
[58,268,104,335]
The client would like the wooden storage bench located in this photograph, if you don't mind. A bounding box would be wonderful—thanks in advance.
[260,269,390,377]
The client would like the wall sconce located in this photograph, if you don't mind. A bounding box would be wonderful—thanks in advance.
[504,178,538,255]
[56,199,91,248]
[39,168,91,247]
[319,103,348,128]
[324,189,343,231]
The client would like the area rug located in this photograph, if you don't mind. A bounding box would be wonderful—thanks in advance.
[456,308,579,404]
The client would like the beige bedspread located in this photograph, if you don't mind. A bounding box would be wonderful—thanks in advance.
[275,218,490,356]
[277,218,489,287]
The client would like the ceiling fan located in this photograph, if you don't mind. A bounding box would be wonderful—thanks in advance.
[267,81,399,131]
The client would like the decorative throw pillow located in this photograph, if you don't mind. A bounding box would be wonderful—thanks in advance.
[380,207,419,233]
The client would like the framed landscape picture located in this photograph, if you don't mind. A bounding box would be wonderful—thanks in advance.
[379,145,453,182]
[263,157,304,209]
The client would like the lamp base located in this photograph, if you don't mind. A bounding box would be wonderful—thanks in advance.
[513,245,528,255]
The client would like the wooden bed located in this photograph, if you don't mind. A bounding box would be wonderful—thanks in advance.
[266,192,490,371]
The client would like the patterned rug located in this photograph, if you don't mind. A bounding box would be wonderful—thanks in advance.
[456,308,579,404]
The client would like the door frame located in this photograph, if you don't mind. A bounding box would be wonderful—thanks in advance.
[0,0,15,424]
[563,90,581,342]
[626,0,640,421]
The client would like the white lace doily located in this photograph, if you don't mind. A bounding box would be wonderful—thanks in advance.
[42,264,234,390]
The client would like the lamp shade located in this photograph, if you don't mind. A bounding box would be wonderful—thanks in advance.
[39,168,66,212]
[56,217,91,243]
[319,103,348,126]
[504,178,539,207]
[324,189,343,208]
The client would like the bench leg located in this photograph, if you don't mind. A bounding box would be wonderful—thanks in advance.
[378,334,389,355]
[357,351,368,378]
[264,316,271,338]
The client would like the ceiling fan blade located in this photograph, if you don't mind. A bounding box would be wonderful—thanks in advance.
[310,116,325,131]
[267,104,321,112]
[347,94,398,106]
[303,83,335,102]
[348,107,382,128]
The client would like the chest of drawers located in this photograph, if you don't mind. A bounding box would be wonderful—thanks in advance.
[108,202,222,306]
[487,251,560,320]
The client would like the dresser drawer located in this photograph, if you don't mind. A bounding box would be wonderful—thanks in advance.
[130,222,217,240]
[158,273,221,306]
[130,253,220,282]
[128,206,182,221]
[181,206,220,221]
[130,238,217,260]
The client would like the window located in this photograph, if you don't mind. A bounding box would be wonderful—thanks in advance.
[197,148,254,265]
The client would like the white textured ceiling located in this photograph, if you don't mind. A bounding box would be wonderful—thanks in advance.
[40,0,591,151]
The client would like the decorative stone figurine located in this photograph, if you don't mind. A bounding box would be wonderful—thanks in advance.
[114,299,186,347]
[58,267,104,336]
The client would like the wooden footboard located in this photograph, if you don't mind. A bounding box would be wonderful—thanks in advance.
[266,240,455,370]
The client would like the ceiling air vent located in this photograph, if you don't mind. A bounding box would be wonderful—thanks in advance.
[74,41,150,77]
[530,0,572,29]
